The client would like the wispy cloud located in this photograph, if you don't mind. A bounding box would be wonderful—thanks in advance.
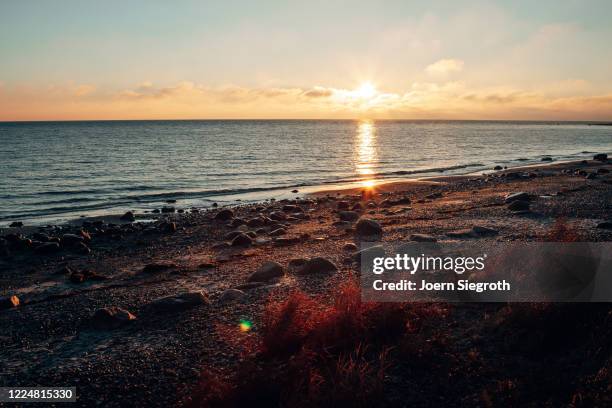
[425,59,465,75]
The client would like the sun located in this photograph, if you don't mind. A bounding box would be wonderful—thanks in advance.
[354,82,377,99]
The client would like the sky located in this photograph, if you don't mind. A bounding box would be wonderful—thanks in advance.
[1,0,612,121]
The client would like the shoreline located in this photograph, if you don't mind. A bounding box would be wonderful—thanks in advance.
[1,157,606,231]
[0,156,610,406]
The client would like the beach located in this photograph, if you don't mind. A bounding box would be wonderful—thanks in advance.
[1,157,611,406]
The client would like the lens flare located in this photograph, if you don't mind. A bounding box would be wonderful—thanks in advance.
[239,319,252,332]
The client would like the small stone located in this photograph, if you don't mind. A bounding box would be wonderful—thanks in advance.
[270,211,287,221]
[446,229,476,238]
[231,233,253,247]
[472,226,499,236]
[596,221,612,229]
[149,291,210,313]
[120,211,136,222]
[248,261,284,282]
[337,201,350,210]
[291,189,299,193]
[161,206,176,213]
[0,295,19,310]
[90,307,136,329]
[62,233,84,246]
[355,218,382,238]
[504,192,530,203]
[338,211,359,222]
[410,233,437,242]
[9,221,23,228]
[508,200,530,212]
[298,257,337,275]
[224,230,243,241]
[142,262,178,273]
[287,258,308,273]
[215,209,234,221]
[34,242,61,254]
[343,242,358,251]
[269,228,286,236]
[593,153,608,161]
[218,289,247,304]
[493,165,503,170]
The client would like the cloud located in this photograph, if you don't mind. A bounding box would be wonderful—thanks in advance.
[2,80,612,121]
[425,59,465,75]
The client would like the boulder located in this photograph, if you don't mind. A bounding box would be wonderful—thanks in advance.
[149,291,210,313]
[298,257,337,275]
[0,295,19,310]
[90,306,136,329]
[355,218,382,238]
[248,261,284,282]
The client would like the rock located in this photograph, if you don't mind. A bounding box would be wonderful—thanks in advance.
[34,242,61,254]
[593,153,608,161]
[69,269,106,283]
[75,242,91,254]
[32,232,50,242]
[410,233,437,242]
[585,173,597,180]
[446,229,476,238]
[270,211,287,221]
[161,206,176,213]
[269,228,286,236]
[90,307,136,329]
[224,230,243,241]
[291,189,299,193]
[142,262,178,273]
[504,192,530,203]
[231,233,253,247]
[152,209,160,214]
[597,168,610,174]
[299,257,338,275]
[355,218,382,238]
[596,221,612,229]
[62,234,84,246]
[248,261,284,282]
[282,205,302,213]
[541,157,553,162]
[287,258,308,273]
[508,200,530,212]
[472,226,499,236]
[162,221,177,233]
[149,291,210,313]
[247,218,265,227]
[335,201,349,211]
[391,197,412,205]
[230,218,246,228]
[338,211,359,222]
[493,165,503,170]
[9,221,23,228]
[425,192,442,199]
[0,295,19,310]
[354,245,386,264]
[218,289,247,303]
[343,242,358,251]
[120,211,136,222]
[273,236,302,246]
[215,209,234,221]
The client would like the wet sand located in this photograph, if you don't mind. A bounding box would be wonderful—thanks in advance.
[0,158,611,407]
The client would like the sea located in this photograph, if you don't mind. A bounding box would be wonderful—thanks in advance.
[1,120,610,225]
